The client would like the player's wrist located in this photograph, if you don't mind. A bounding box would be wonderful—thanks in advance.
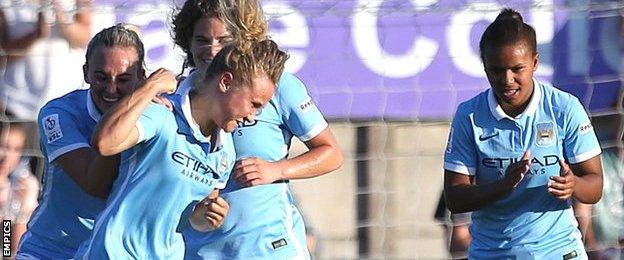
[499,178,518,193]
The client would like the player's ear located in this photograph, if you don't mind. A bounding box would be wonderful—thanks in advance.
[83,63,90,84]
[218,72,233,94]
[532,53,539,72]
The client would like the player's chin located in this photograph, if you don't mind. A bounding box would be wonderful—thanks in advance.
[222,121,238,133]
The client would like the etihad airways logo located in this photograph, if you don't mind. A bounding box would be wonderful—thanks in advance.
[171,151,220,184]
[483,155,560,175]
[482,155,560,169]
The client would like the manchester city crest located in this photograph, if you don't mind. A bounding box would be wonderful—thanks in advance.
[219,155,229,172]
[535,122,555,147]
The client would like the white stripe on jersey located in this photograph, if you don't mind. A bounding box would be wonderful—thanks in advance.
[281,184,306,260]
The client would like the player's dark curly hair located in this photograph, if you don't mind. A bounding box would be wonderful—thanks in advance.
[171,0,220,69]
[171,0,268,72]
[479,8,537,61]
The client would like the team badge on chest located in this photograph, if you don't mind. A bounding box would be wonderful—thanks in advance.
[219,155,229,172]
[535,122,555,147]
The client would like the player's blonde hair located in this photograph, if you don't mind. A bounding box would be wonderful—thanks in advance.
[215,0,268,46]
[203,38,288,88]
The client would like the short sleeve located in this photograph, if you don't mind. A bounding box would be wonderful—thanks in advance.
[39,105,90,162]
[563,98,601,164]
[136,103,171,143]
[443,108,477,175]
[277,73,328,142]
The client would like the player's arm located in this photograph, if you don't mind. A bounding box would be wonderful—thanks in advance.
[234,127,343,186]
[444,171,509,213]
[445,151,530,213]
[54,148,119,198]
[549,155,602,204]
[279,127,343,179]
[548,97,604,204]
[570,156,603,203]
[93,69,176,156]
[189,189,229,232]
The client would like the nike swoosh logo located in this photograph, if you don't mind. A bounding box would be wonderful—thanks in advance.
[479,132,499,141]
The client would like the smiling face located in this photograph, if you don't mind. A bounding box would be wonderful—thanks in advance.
[84,46,144,113]
[190,16,233,74]
[211,72,276,133]
[483,40,539,117]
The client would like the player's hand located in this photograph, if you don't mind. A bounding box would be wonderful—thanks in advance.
[190,190,229,232]
[548,159,576,200]
[502,150,530,189]
[233,157,283,187]
[152,94,173,111]
[202,191,229,230]
[144,68,177,95]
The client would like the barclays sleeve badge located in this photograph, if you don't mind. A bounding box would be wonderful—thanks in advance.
[535,122,555,147]
[298,97,315,113]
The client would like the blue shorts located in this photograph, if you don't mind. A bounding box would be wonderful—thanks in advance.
[17,232,78,260]
[184,184,310,259]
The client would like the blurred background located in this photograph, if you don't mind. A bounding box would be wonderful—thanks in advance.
[1,0,622,259]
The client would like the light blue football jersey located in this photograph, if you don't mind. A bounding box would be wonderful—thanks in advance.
[183,73,327,259]
[17,90,106,259]
[76,94,234,259]
[444,79,601,259]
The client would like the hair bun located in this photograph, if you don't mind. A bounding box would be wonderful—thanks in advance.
[496,8,523,23]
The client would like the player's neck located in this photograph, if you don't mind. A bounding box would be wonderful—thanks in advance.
[189,95,216,138]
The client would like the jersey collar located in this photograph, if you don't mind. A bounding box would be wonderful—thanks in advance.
[179,92,223,150]
[488,78,541,121]
[86,89,102,121]
[176,69,198,96]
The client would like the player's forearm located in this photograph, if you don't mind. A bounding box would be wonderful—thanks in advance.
[572,174,603,204]
[445,180,514,213]
[93,82,160,156]
[278,144,343,180]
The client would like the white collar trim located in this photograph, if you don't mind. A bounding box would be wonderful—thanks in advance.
[181,92,222,147]
[86,89,102,121]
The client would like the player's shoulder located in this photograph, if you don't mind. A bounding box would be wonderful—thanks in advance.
[538,80,583,112]
[454,89,489,117]
[147,96,178,115]
[276,72,306,96]
[42,89,87,109]
[39,89,88,117]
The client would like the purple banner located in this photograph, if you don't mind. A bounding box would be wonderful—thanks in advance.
[93,0,622,120]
